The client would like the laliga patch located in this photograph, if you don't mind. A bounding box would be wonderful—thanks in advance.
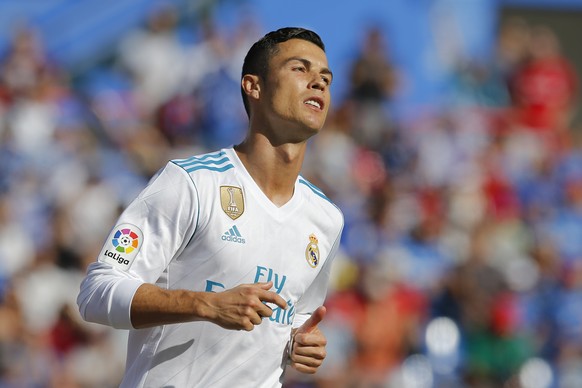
[98,223,143,270]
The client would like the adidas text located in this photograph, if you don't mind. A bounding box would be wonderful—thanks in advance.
[222,225,245,244]
[222,235,246,244]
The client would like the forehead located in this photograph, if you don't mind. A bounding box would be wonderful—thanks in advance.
[270,39,329,67]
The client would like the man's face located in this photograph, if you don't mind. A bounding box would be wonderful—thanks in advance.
[261,39,332,140]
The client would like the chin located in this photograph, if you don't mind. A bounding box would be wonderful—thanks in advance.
[303,122,323,134]
[304,117,326,132]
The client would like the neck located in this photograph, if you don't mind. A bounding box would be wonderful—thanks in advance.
[235,133,307,207]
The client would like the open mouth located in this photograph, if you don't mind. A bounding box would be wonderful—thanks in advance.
[304,97,324,111]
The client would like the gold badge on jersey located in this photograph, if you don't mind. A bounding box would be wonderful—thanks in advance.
[305,234,320,268]
[220,186,244,220]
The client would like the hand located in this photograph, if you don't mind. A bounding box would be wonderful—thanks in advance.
[290,306,327,374]
[205,281,287,331]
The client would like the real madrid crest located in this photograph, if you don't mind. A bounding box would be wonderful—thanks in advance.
[220,186,245,220]
[305,234,320,268]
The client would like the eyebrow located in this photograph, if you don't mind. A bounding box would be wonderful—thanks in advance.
[284,56,334,80]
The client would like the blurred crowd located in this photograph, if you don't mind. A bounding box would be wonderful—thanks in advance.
[0,4,581,388]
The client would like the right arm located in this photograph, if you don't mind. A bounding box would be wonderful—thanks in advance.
[130,281,286,330]
[77,261,286,331]
[77,163,285,331]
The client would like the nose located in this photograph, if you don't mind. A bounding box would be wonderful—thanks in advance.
[309,74,326,92]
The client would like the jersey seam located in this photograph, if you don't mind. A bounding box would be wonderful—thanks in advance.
[297,176,342,214]
[170,161,201,246]
[140,325,167,388]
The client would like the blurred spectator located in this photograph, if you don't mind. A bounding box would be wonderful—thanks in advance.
[0,26,53,100]
[0,285,56,386]
[495,17,532,82]
[434,222,532,386]
[0,193,35,282]
[118,3,184,116]
[509,25,578,133]
[350,26,397,103]
[448,59,511,108]
[348,26,398,148]
[302,101,360,197]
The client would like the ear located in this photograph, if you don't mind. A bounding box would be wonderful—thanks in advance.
[242,74,261,101]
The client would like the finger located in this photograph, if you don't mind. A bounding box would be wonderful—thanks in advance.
[289,355,323,374]
[294,331,327,347]
[249,312,263,325]
[255,281,274,290]
[296,306,326,334]
[255,302,274,318]
[292,344,327,360]
[290,352,325,367]
[242,320,255,331]
[290,362,318,374]
[253,282,286,309]
[259,291,287,310]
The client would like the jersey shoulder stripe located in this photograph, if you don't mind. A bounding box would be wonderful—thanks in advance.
[298,177,333,204]
[173,150,225,164]
[171,150,234,173]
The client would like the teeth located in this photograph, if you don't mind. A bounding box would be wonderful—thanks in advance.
[305,100,321,109]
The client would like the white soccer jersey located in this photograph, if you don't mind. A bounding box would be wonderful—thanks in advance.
[77,148,344,388]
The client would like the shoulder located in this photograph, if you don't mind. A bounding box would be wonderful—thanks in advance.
[297,176,335,205]
[298,175,344,223]
[170,149,234,175]
[163,149,237,204]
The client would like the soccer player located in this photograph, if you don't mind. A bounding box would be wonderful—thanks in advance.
[77,27,344,387]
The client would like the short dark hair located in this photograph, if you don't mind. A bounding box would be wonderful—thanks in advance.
[240,27,325,117]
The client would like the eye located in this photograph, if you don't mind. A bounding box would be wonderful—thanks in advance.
[292,66,306,72]
[322,76,331,85]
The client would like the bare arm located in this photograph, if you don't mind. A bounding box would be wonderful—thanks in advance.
[130,281,288,331]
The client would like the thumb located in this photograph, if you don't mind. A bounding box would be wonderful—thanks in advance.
[297,306,327,334]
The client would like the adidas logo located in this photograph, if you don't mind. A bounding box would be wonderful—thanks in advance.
[222,225,246,244]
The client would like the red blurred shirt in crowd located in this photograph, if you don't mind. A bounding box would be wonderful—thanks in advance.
[510,27,578,132]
